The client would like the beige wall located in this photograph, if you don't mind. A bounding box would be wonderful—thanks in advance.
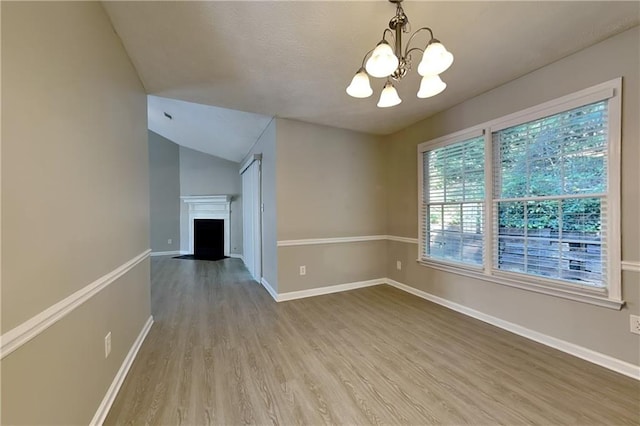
[2,4,636,426]
[179,145,243,255]
[149,131,180,253]
[385,26,640,365]
[242,119,278,290]
[1,2,151,424]
[276,119,387,293]
[276,119,387,240]
[279,242,386,293]
[2,260,150,425]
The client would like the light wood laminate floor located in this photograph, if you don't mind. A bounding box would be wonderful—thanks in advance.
[105,257,639,425]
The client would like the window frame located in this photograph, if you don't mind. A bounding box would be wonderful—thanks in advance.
[419,127,486,270]
[417,78,622,309]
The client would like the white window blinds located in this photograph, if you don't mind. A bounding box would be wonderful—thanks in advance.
[417,79,621,306]
[422,136,485,265]
[492,100,608,287]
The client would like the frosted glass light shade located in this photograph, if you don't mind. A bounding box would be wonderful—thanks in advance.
[417,74,447,98]
[417,42,454,76]
[346,69,373,98]
[377,81,402,108]
[365,41,399,78]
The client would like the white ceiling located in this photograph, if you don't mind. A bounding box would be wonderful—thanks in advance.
[105,1,639,136]
[147,95,272,162]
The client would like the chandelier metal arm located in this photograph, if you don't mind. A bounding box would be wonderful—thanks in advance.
[405,47,424,58]
[403,27,435,58]
[359,48,375,69]
[382,28,395,45]
[346,0,453,106]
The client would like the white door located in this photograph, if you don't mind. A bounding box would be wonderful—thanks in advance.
[241,159,262,281]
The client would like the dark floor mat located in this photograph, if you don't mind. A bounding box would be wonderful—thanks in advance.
[173,255,229,261]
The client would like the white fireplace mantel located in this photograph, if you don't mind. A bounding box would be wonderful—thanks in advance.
[181,195,231,256]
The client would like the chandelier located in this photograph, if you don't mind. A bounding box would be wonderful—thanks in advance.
[346,0,454,108]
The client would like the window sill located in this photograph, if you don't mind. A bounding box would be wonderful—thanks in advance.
[416,258,624,310]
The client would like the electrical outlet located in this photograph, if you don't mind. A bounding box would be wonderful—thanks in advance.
[396,260,402,270]
[168,238,172,245]
[105,332,112,358]
[299,265,306,276]
[630,315,640,335]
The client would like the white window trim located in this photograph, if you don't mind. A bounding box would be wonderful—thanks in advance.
[417,126,486,267]
[417,78,623,309]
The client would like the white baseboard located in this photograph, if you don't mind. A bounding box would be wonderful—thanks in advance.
[166,252,242,259]
[0,250,151,359]
[236,271,640,379]
[260,277,278,302]
[385,278,640,380]
[90,316,154,426]
[150,250,181,257]
[277,278,385,302]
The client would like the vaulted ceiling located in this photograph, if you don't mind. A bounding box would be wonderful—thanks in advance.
[148,95,272,162]
[104,1,639,137]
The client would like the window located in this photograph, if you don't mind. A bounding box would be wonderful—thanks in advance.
[418,79,622,307]
[422,135,485,266]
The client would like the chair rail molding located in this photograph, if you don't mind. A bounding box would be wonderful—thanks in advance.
[621,260,640,272]
[0,249,151,359]
[386,235,419,244]
[277,235,418,246]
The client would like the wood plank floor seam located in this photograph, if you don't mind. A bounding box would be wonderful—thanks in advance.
[104,257,640,425]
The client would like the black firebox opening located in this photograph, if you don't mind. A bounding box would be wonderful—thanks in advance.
[194,219,225,260]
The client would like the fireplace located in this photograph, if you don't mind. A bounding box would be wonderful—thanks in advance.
[194,219,225,260]
[181,195,231,257]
